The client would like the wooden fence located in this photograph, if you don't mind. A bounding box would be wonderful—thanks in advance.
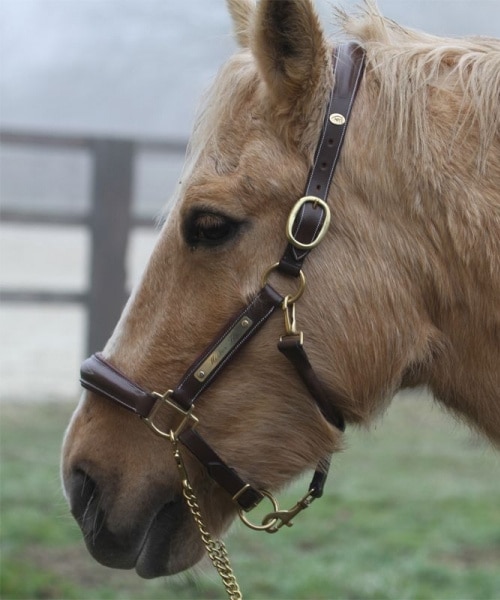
[0,130,186,355]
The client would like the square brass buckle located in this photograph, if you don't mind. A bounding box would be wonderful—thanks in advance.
[143,390,199,440]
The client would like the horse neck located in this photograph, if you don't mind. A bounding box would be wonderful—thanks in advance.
[406,162,500,441]
[333,101,500,436]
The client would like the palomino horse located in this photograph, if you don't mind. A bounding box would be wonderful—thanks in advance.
[62,0,500,586]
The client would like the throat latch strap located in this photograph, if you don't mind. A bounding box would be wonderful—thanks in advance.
[278,335,346,432]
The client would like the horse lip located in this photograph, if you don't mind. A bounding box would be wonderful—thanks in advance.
[135,497,203,578]
[78,495,188,574]
[67,479,142,569]
[81,518,145,570]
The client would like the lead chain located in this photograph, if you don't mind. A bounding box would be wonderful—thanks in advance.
[170,435,243,600]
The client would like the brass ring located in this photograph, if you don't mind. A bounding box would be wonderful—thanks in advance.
[286,196,331,250]
[261,263,306,305]
[237,490,280,532]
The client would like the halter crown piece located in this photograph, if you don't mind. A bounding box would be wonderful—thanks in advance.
[80,43,365,598]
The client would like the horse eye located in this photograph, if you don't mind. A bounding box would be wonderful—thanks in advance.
[184,211,240,248]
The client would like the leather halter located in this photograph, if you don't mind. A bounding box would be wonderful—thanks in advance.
[80,43,365,518]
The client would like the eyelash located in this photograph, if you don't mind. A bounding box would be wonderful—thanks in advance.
[184,210,242,248]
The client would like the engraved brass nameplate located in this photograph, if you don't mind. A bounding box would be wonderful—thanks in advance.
[195,317,253,382]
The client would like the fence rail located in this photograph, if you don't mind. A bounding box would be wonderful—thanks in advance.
[0,129,187,355]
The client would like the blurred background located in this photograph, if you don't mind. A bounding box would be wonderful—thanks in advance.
[1,1,499,599]
[1,0,500,400]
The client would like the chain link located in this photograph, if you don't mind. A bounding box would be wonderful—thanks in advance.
[170,434,243,600]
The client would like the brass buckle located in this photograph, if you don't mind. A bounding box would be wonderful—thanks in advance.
[143,390,199,440]
[286,196,331,250]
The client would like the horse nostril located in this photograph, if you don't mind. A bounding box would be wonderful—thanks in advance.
[66,463,172,571]
[67,467,103,530]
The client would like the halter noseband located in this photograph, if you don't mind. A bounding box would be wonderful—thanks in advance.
[80,43,365,532]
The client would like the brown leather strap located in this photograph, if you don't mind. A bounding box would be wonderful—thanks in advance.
[172,284,283,410]
[80,350,329,511]
[179,429,264,510]
[278,335,345,432]
[80,286,283,513]
[80,354,265,510]
[279,43,365,277]
[80,352,157,418]
[80,285,283,416]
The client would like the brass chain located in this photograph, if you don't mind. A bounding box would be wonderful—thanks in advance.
[170,434,243,600]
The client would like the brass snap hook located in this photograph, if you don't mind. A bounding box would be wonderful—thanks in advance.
[282,296,297,335]
[281,296,304,342]
[260,490,316,533]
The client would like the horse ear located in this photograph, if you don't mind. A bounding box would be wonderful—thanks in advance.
[252,0,329,107]
[227,0,255,48]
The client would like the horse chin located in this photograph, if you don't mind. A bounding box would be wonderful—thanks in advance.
[76,494,204,578]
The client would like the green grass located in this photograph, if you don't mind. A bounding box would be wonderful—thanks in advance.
[1,392,499,600]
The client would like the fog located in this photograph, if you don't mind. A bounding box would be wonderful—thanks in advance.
[1,0,499,138]
[0,0,499,399]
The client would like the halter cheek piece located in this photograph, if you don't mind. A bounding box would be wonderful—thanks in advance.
[80,43,365,533]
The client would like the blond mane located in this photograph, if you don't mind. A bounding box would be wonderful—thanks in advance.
[192,1,500,179]
[337,1,500,172]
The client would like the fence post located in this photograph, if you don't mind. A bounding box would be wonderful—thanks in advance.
[87,139,135,355]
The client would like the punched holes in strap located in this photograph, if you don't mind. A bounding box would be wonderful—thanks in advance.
[278,43,366,277]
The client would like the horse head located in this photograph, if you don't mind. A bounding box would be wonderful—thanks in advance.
[62,0,500,580]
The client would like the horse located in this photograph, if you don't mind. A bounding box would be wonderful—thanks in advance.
[61,0,500,584]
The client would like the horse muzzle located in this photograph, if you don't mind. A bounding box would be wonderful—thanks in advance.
[61,394,206,578]
[64,461,206,577]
